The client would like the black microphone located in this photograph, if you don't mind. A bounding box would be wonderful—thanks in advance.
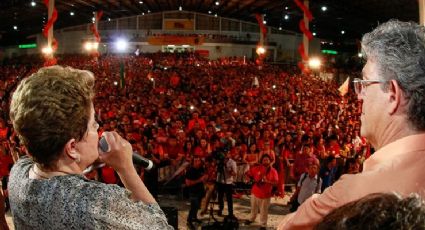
[98,136,154,171]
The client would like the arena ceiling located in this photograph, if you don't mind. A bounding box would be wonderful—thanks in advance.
[0,0,419,46]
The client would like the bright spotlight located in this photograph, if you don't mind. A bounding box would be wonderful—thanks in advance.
[84,42,99,51]
[115,39,128,52]
[321,6,327,11]
[31,1,36,7]
[84,42,92,51]
[272,85,276,89]
[308,58,322,69]
[256,46,266,55]
[92,42,99,50]
[113,81,118,86]
[190,105,194,110]
[41,46,53,55]
[358,53,363,58]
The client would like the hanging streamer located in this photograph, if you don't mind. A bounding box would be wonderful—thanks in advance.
[42,0,58,66]
[90,11,103,43]
[255,13,268,66]
[90,11,103,57]
[255,14,268,37]
[294,0,314,74]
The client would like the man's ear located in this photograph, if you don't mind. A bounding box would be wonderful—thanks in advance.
[64,138,80,161]
[387,79,404,115]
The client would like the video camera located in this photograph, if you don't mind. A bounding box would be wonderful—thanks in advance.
[212,146,230,163]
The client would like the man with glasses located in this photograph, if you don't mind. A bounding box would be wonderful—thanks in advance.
[278,19,425,229]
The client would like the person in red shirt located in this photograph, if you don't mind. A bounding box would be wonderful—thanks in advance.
[187,112,206,131]
[245,154,279,229]
[0,119,9,142]
[327,135,341,157]
[0,190,8,230]
[0,146,13,214]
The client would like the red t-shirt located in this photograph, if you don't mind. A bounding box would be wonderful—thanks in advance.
[164,144,183,159]
[101,166,118,184]
[0,127,9,140]
[0,154,13,177]
[247,164,279,199]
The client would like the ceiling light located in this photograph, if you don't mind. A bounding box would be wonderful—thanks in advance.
[308,58,321,69]
[341,30,345,34]
[108,18,111,21]
[256,46,266,55]
[208,10,212,14]
[70,12,74,16]
[279,27,282,30]
[284,15,289,20]
[321,6,327,11]
[31,1,36,7]
[13,25,18,30]
[179,6,182,11]
[139,1,143,4]
[215,1,219,6]
[285,6,289,10]
[313,32,316,36]
[42,46,53,55]
[263,20,267,24]
[115,39,128,52]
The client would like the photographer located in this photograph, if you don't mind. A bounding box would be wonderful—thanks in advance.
[245,154,278,229]
[216,149,237,217]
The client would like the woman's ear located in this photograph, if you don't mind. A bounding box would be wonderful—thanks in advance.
[64,138,80,162]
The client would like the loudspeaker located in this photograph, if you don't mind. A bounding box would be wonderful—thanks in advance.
[161,206,178,229]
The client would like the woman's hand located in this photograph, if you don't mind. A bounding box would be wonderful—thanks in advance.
[99,131,134,173]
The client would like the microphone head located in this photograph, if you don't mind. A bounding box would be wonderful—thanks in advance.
[99,136,110,152]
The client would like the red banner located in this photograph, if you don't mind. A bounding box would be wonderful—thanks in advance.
[148,35,204,45]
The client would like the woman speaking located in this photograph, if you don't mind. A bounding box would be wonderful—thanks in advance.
[8,66,172,229]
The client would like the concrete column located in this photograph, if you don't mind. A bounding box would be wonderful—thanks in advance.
[420,0,425,26]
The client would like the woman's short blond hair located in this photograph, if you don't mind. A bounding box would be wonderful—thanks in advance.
[10,66,95,168]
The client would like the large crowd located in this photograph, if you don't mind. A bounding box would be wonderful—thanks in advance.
[0,52,370,229]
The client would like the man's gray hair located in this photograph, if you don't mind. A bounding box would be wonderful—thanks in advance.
[362,20,425,131]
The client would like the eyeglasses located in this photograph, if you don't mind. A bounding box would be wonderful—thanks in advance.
[353,78,388,95]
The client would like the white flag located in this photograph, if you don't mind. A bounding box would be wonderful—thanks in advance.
[338,77,350,96]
